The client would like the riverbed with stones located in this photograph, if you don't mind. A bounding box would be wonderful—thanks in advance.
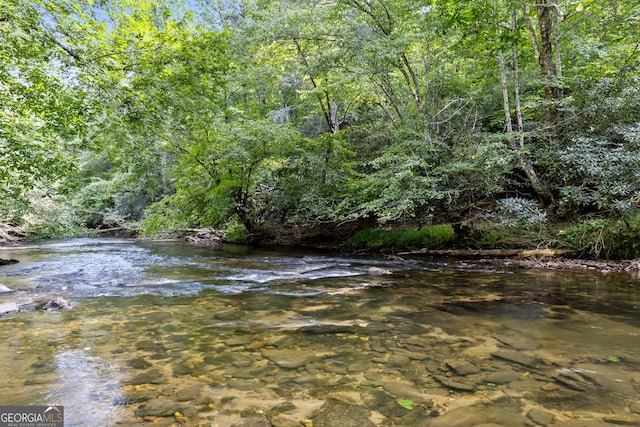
[1,238,639,426]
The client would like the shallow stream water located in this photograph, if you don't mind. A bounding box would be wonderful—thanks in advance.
[1,238,639,426]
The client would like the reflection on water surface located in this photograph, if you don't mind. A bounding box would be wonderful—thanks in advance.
[1,238,639,426]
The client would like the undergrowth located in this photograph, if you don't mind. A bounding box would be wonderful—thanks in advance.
[558,215,640,259]
[346,224,455,249]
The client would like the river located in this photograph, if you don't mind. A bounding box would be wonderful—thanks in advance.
[0,238,639,426]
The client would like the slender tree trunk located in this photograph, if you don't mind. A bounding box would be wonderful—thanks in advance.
[536,0,558,120]
[498,52,513,135]
[344,0,431,142]
[370,74,403,123]
[520,1,540,60]
[498,45,553,205]
[512,9,525,148]
[293,39,337,133]
[550,0,563,100]
[520,0,560,121]
[395,51,431,142]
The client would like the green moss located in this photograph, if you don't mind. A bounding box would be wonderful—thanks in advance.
[346,224,455,249]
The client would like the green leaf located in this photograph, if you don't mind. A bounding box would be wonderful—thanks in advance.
[397,399,414,410]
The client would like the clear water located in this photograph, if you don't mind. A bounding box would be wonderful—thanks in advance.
[0,238,639,426]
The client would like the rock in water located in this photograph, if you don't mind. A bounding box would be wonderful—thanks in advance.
[312,398,376,427]
[134,398,181,417]
[0,302,19,315]
[527,408,555,426]
[35,298,71,311]
[0,284,14,293]
[368,267,392,276]
[0,259,19,266]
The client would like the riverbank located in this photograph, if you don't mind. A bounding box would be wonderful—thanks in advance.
[3,226,640,278]
[392,248,640,276]
[480,256,640,277]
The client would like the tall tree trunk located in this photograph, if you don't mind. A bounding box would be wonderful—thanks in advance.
[498,46,553,205]
[498,52,513,135]
[520,0,561,121]
[550,0,563,100]
[536,0,558,120]
[397,53,431,143]
[293,39,337,134]
[511,9,526,149]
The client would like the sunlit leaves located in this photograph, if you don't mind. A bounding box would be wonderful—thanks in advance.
[3,0,639,238]
[0,0,83,219]
[141,119,301,233]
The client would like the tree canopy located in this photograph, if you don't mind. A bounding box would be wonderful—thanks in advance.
[1,0,639,253]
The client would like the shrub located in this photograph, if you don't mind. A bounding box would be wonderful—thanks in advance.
[486,197,548,229]
[558,214,640,259]
[556,125,640,215]
[22,189,86,239]
[223,220,248,243]
[346,224,455,249]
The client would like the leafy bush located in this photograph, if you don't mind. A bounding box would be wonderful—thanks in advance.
[558,214,640,259]
[486,197,548,229]
[223,220,248,243]
[22,189,86,239]
[556,125,640,215]
[346,224,455,249]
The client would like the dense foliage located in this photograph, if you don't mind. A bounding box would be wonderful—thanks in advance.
[1,0,639,256]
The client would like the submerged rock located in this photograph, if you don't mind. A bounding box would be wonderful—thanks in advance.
[493,334,538,351]
[446,359,481,375]
[225,334,255,346]
[231,416,272,427]
[127,358,153,370]
[602,415,640,426]
[428,404,528,427]
[527,408,555,426]
[491,349,537,368]
[381,381,426,400]
[267,413,303,427]
[130,368,167,385]
[135,398,181,417]
[361,390,416,418]
[0,259,19,266]
[175,383,203,401]
[433,375,476,392]
[35,297,70,311]
[261,349,316,369]
[368,267,393,276]
[482,370,520,385]
[312,398,375,427]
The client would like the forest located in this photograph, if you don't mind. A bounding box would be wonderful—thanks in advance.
[1,0,639,258]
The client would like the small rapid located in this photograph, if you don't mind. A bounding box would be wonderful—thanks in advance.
[0,238,402,300]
